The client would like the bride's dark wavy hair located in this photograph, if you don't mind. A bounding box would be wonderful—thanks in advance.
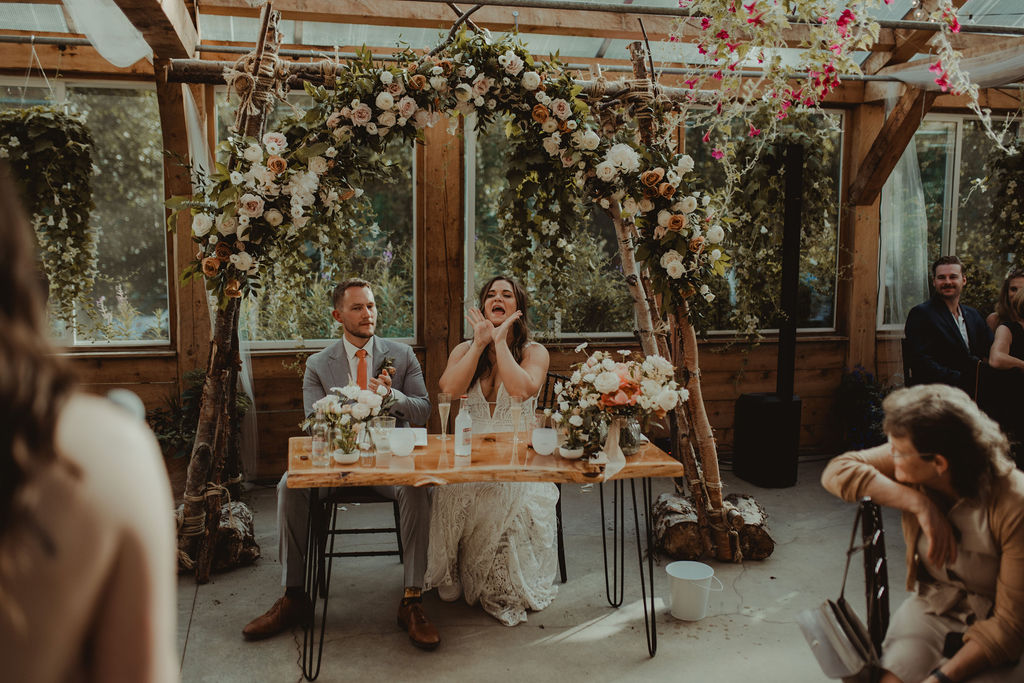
[470,275,531,389]
[0,162,77,540]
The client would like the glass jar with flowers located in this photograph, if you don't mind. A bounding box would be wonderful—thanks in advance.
[301,383,395,465]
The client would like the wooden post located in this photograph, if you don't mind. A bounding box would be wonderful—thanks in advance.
[419,117,464,425]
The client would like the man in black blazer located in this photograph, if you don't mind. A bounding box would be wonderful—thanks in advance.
[905,255,993,392]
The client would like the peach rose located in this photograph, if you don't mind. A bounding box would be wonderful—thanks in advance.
[689,236,705,253]
[531,104,549,124]
[658,182,676,199]
[266,155,287,175]
[408,74,427,91]
[201,257,220,277]
[667,214,686,231]
[225,279,242,299]
[640,168,664,187]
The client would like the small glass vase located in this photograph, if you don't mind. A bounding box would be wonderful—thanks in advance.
[619,416,643,456]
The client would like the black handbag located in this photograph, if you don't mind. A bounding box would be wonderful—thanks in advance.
[797,503,882,680]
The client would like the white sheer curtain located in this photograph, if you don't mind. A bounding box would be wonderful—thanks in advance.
[879,117,929,325]
[62,0,152,68]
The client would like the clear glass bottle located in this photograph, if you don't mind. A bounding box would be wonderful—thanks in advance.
[454,395,472,457]
[311,407,330,467]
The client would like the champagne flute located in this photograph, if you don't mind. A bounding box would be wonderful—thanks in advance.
[509,396,523,459]
[437,392,451,441]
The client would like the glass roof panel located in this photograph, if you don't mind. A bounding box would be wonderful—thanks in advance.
[0,3,68,33]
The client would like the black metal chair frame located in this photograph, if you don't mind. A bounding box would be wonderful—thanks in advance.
[858,498,890,664]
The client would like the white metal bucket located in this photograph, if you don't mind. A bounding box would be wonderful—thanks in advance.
[666,561,723,621]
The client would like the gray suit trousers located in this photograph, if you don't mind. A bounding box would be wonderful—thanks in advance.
[277,473,431,589]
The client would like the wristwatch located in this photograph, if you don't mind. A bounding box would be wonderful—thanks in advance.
[930,667,954,683]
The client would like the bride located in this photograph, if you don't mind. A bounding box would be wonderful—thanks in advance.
[426,275,558,626]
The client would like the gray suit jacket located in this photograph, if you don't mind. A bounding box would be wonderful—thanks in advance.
[302,337,430,427]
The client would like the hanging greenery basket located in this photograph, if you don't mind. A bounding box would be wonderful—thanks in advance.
[0,105,96,319]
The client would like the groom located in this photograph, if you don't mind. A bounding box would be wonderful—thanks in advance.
[242,278,438,650]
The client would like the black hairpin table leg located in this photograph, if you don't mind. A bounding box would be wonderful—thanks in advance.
[630,477,657,657]
[301,489,336,681]
[599,480,625,607]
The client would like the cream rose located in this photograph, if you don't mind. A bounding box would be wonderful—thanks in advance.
[192,213,213,237]
[263,208,283,226]
[237,193,265,218]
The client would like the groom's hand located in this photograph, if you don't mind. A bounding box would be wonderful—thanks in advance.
[369,371,393,397]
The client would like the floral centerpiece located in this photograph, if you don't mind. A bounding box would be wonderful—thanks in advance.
[550,344,689,461]
[301,384,394,454]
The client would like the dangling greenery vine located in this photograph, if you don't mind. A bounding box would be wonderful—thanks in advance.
[0,106,96,318]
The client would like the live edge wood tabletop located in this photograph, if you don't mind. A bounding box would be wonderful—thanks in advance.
[287,433,684,489]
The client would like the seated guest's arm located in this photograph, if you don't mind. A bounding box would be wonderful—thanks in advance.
[906,306,962,385]
[988,326,1024,370]
[387,345,430,425]
[821,445,957,567]
[960,478,1024,672]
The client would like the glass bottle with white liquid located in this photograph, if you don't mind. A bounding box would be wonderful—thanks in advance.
[454,395,472,457]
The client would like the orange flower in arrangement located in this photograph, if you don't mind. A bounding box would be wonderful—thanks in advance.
[215,242,233,263]
[201,256,220,278]
[225,279,242,299]
[658,182,676,199]
[339,188,357,201]
[640,168,665,187]
[680,282,696,298]
[531,104,550,123]
[436,59,454,75]
[600,374,641,409]
[667,214,686,231]
[643,185,660,199]
[266,155,287,175]
[689,235,705,253]
[557,119,571,133]
[408,74,427,90]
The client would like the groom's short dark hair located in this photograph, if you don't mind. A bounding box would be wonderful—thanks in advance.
[332,278,372,309]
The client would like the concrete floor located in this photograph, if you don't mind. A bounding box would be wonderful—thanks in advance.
[176,457,909,682]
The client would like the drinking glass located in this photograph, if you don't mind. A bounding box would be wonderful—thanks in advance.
[389,428,416,457]
[358,427,375,467]
[370,416,396,456]
[531,414,558,456]
[437,392,451,441]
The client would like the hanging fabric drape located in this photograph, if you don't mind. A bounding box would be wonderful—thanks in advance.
[62,0,152,68]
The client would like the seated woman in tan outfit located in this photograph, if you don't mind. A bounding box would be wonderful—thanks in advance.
[822,384,1024,683]
[0,164,178,683]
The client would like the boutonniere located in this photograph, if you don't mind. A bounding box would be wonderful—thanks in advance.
[375,356,397,378]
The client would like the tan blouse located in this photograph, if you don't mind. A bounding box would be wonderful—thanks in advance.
[0,394,178,683]
[822,447,1024,668]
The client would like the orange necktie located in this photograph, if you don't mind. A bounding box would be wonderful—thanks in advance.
[355,349,368,389]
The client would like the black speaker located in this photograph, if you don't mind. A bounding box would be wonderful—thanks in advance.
[733,392,802,488]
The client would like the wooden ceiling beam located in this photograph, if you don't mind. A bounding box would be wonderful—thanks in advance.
[862,0,967,74]
[0,40,154,79]
[848,85,938,206]
[113,0,198,59]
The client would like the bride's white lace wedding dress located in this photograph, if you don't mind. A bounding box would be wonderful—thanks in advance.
[424,379,559,626]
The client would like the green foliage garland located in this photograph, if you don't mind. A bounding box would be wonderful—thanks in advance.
[0,106,96,318]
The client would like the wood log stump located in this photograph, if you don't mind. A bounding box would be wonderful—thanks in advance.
[653,491,775,561]
[177,500,261,573]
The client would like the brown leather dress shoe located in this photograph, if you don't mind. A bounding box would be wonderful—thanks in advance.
[397,599,440,651]
[242,594,311,641]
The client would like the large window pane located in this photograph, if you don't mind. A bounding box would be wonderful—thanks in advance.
[66,86,168,343]
[472,121,634,337]
[215,92,415,342]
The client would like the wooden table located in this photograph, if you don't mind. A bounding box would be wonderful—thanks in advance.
[288,433,684,680]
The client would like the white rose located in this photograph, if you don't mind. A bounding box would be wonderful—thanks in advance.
[237,193,265,218]
[638,198,654,213]
[660,249,683,268]
[307,156,328,175]
[243,144,263,163]
[679,196,698,214]
[216,214,237,236]
[655,389,679,411]
[338,385,361,400]
[541,118,558,133]
[350,403,371,421]
[594,371,622,394]
[665,260,685,279]
[375,91,395,110]
[429,75,448,91]
[580,130,600,150]
[263,208,283,226]
[192,213,213,237]
[706,225,725,243]
[454,83,473,102]
[230,251,253,271]
[521,71,541,90]
[622,197,638,215]
[262,132,288,155]
[542,136,561,157]
[229,170,245,185]
[568,414,584,427]
[378,111,396,128]
[595,160,617,182]
[657,210,672,227]
[677,154,695,174]
[710,248,722,261]
[380,71,394,85]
